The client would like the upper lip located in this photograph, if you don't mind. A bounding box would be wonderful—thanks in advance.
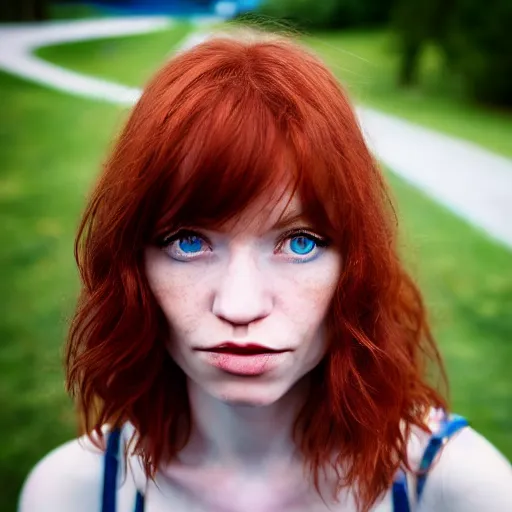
[197,343,289,355]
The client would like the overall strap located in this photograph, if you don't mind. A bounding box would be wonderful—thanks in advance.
[102,429,121,512]
[416,413,468,501]
[392,468,411,512]
[134,490,145,512]
[392,412,469,512]
[101,428,146,512]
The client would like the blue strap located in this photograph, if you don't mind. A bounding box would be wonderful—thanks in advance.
[392,468,411,512]
[134,490,145,512]
[391,413,469,511]
[416,414,468,501]
[102,429,121,512]
[101,428,146,512]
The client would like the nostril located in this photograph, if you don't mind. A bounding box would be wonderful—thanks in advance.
[215,310,268,328]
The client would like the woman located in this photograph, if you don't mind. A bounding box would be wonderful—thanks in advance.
[20,32,511,512]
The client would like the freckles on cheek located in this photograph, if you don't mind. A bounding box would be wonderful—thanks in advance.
[146,258,195,301]
[303,284,335,319]
[297,266,338,298]
[283,261,340,318]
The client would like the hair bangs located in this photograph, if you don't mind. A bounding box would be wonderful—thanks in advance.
[150,86,301,239]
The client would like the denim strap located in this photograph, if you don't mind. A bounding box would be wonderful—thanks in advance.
[101,429,121,512]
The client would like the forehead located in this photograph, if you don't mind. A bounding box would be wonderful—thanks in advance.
[216,189,302,235]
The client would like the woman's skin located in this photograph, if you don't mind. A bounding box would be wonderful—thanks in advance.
[145,190,341,407]
[142,189,343,509]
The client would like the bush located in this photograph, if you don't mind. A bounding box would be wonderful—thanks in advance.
[257,0,393,30]
[448,0,512,106]
[393,0,512,106]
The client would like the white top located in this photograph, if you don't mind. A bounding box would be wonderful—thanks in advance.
[18,423,512,511]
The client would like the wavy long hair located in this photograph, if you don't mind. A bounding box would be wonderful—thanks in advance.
[66,32,447,511]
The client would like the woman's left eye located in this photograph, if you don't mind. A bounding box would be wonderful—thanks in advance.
[277,231,328,261]
[160,230,211,261]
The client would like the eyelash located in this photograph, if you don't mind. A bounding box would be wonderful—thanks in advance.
[159,228,330,261]
[159,229,212,253]
[276,228,329,248]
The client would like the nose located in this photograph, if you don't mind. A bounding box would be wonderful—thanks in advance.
[212,250,272,327]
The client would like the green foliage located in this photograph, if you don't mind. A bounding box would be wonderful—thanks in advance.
[392,0,512,106]
[257,0,393,30]
[305,30,512,158]
[0,0,50,21]
[448,0,512,106]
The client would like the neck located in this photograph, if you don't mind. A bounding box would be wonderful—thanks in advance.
[181,379,308,469]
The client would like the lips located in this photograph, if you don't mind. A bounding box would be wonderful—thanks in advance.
[196,343,290,376]
[201,343,287,356]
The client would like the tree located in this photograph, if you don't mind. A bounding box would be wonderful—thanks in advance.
[447,0,512,105]
[392,0,456,87]
[393,0,512,105]
[0,0,50,22]
[256,0,394,30]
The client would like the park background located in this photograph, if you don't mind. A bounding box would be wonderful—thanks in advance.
[1,0,511,510]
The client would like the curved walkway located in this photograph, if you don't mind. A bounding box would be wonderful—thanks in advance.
[358,108,512,249]
[0,18,511,249]
[0,17,170,104]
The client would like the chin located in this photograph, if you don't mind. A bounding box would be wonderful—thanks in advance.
[211,381,289,407]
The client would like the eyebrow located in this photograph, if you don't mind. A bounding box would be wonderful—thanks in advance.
[270,211,309,231]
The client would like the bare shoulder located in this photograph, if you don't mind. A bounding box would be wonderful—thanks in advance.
[417,426,512,512]
[18,434,106,512]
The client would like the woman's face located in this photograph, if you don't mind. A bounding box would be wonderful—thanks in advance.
[145,192,341,406]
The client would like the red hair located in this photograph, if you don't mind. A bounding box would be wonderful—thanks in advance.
[66,32,447,511]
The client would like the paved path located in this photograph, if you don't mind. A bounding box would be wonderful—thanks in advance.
[0,18,170,104]
[358,108,512,248]
[0,19,511,249]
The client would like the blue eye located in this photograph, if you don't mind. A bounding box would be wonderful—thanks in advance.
[289,236,315,255]
[277,230,328,262]
[178,235,203,254]
[161,230,210,261]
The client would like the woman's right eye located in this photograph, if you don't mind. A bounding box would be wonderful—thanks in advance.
[161,230,211,261]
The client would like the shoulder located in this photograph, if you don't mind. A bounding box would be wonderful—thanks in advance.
[416,426,512,512]
[18,427,142,512]
[18,434,105,512]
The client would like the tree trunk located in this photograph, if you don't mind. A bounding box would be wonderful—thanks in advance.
[398,41,422,87]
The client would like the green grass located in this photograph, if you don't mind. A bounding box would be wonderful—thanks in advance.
[37,23,193,88]
[387,172,512,454]
[48,3,106,20]
[305,30,512,159]
[0,72,129,511]
[1,25,511,512]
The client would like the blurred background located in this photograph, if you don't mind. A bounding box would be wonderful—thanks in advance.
[1,0,511,510]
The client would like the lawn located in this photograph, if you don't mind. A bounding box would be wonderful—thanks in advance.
[38,25,512,159]
[1,23,511,512]
[37,22,192,88]
[304,30,512,159]
[0,70,130,510]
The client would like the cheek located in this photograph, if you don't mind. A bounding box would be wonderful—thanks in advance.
[280,257,340,324]
[145,250,205,332]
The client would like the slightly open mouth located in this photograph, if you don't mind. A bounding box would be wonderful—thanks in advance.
[205,347,286,356]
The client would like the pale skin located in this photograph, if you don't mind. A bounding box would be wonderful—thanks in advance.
[19,191,512,511]
[142,191,343,510]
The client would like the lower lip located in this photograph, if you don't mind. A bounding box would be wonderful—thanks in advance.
[203,352,287,376]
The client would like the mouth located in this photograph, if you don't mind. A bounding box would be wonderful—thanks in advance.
[197,343,290,376]
[197,343,289,356]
